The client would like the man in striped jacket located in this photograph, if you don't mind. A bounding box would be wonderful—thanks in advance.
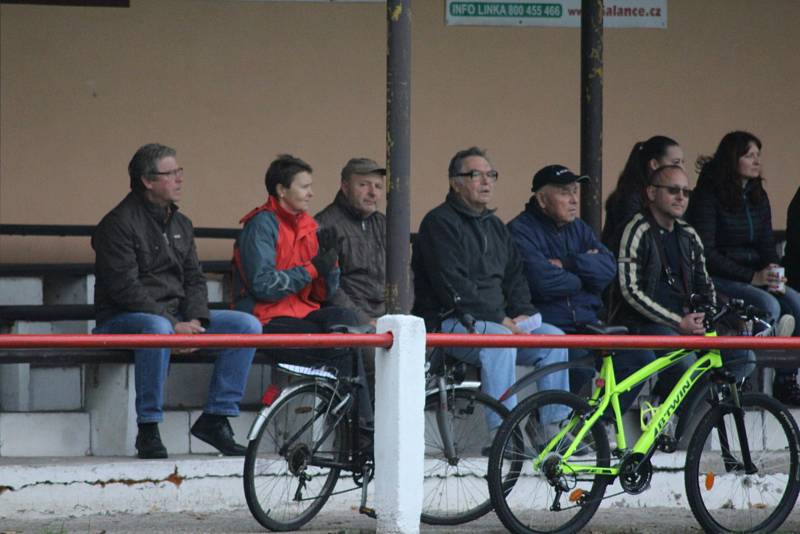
[613,165,754,398]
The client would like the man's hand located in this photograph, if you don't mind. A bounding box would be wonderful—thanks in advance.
[502,315,525,335]
[174,320,205,334]
[548,259,563,268]
[172,319,204,354]
[678,312,706,335]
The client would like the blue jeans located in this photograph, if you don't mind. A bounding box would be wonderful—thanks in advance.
[94,310,262,423]
[441,318,569,431]
[712,277,800,379]
[632,322,756,396]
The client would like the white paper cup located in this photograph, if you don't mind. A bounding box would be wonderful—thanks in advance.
[769,266,785,292]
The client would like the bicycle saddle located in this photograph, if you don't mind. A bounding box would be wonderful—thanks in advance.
[327,324,376,334]
[579,323,629,336]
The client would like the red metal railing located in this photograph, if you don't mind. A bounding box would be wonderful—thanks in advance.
[0,333,394,350]
[0,332,799,351]
[426,333,800,351]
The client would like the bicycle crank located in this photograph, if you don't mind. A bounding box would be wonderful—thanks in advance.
[619,453,652,494]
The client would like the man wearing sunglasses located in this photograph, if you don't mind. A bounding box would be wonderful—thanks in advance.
[92,143,262,459]
[412,147,570,444]
[613,165,754,400]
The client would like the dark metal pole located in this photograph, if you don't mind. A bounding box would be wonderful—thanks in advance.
[580,0,603,234]
[385,0,412,313]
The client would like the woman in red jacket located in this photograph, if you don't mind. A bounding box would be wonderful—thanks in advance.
[233,154,372,424]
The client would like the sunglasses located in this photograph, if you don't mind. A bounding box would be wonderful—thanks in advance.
[651,184,692,197]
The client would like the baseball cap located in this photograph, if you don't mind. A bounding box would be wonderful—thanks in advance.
[531,164,589,192]
[341,158,386,180]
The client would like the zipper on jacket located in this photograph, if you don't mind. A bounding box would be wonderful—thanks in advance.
[743,189,755,242]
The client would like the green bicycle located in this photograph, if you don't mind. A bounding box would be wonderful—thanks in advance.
[486,298,800,534]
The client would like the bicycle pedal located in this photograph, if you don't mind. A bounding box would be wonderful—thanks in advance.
[656,435,678,453]
[359,506,377,518]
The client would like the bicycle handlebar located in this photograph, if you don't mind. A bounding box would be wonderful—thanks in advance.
[689,294,769,333]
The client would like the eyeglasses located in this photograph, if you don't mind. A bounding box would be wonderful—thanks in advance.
[651,184,692,197]
[151,167,184,179]
[453,170,499,182]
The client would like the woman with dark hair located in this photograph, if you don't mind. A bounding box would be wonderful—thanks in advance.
[232,154,373,425]
[601,135,684,254]
[686,131,800,406]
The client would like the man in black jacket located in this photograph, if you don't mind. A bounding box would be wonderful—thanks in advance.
[412,147,569,438]
[785,186,800,292]
[615,165,754,398]
[93,143,262,459]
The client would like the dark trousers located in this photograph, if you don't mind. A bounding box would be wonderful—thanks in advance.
[263,307,373,426]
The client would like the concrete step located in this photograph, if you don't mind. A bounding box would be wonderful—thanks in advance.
[0,409,259,457]
[3,448,796,520]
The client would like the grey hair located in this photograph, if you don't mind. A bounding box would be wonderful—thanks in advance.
[128,143,177,192]
[448,146,490,178]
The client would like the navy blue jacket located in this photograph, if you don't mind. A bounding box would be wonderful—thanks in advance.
[508,200,616,329]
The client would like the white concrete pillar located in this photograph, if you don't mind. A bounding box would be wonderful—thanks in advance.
[374,315,426,534]
[84,363,137,456]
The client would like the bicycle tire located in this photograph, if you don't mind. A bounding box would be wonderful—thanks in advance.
[488,390,611,534]
[684,392,800,534]
[243,383,346,532]
[421,387,510,525]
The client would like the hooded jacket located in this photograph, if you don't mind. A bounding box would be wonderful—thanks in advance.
[508,199,616,329]
[232,196,339,324]
[411,191,536,328]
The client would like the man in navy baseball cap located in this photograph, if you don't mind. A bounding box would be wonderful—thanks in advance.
[531,164,589,192]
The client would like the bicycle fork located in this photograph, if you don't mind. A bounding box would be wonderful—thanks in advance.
[713,384,758,475]
[435,376,459,462]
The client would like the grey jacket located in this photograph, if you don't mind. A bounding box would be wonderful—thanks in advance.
[315,192,386,323]
[92,191,208,326]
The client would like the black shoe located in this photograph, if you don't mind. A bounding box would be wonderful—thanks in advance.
[774,377,800,407]
[190,413,247,456]
[136,423,168,459]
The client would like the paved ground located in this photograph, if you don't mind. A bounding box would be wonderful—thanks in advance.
[4,507,800,534]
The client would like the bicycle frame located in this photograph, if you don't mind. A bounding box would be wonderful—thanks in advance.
[537,332,725,477]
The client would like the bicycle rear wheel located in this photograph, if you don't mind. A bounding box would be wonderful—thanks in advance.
[685,392,800,533]
[421,387,509,525]
[243,383,345,532]
[488,390,610,534]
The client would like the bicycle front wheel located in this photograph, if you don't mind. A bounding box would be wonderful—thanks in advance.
[685,392,800,533]
[488,390,610,534]
[243,383,345,532]
[421,387,509,525]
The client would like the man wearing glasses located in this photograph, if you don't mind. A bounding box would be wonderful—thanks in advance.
[412,146,570,447]
[614,165,754,400]
[92,143,261,459]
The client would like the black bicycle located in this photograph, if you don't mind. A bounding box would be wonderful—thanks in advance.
[420,298,523,525]
[243,326,375,532]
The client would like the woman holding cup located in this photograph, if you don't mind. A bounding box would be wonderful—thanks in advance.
[687,131,800,406]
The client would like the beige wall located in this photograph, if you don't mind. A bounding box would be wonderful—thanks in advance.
[2,0,798,263]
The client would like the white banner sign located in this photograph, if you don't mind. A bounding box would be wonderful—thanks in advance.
[445,0,667,28]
